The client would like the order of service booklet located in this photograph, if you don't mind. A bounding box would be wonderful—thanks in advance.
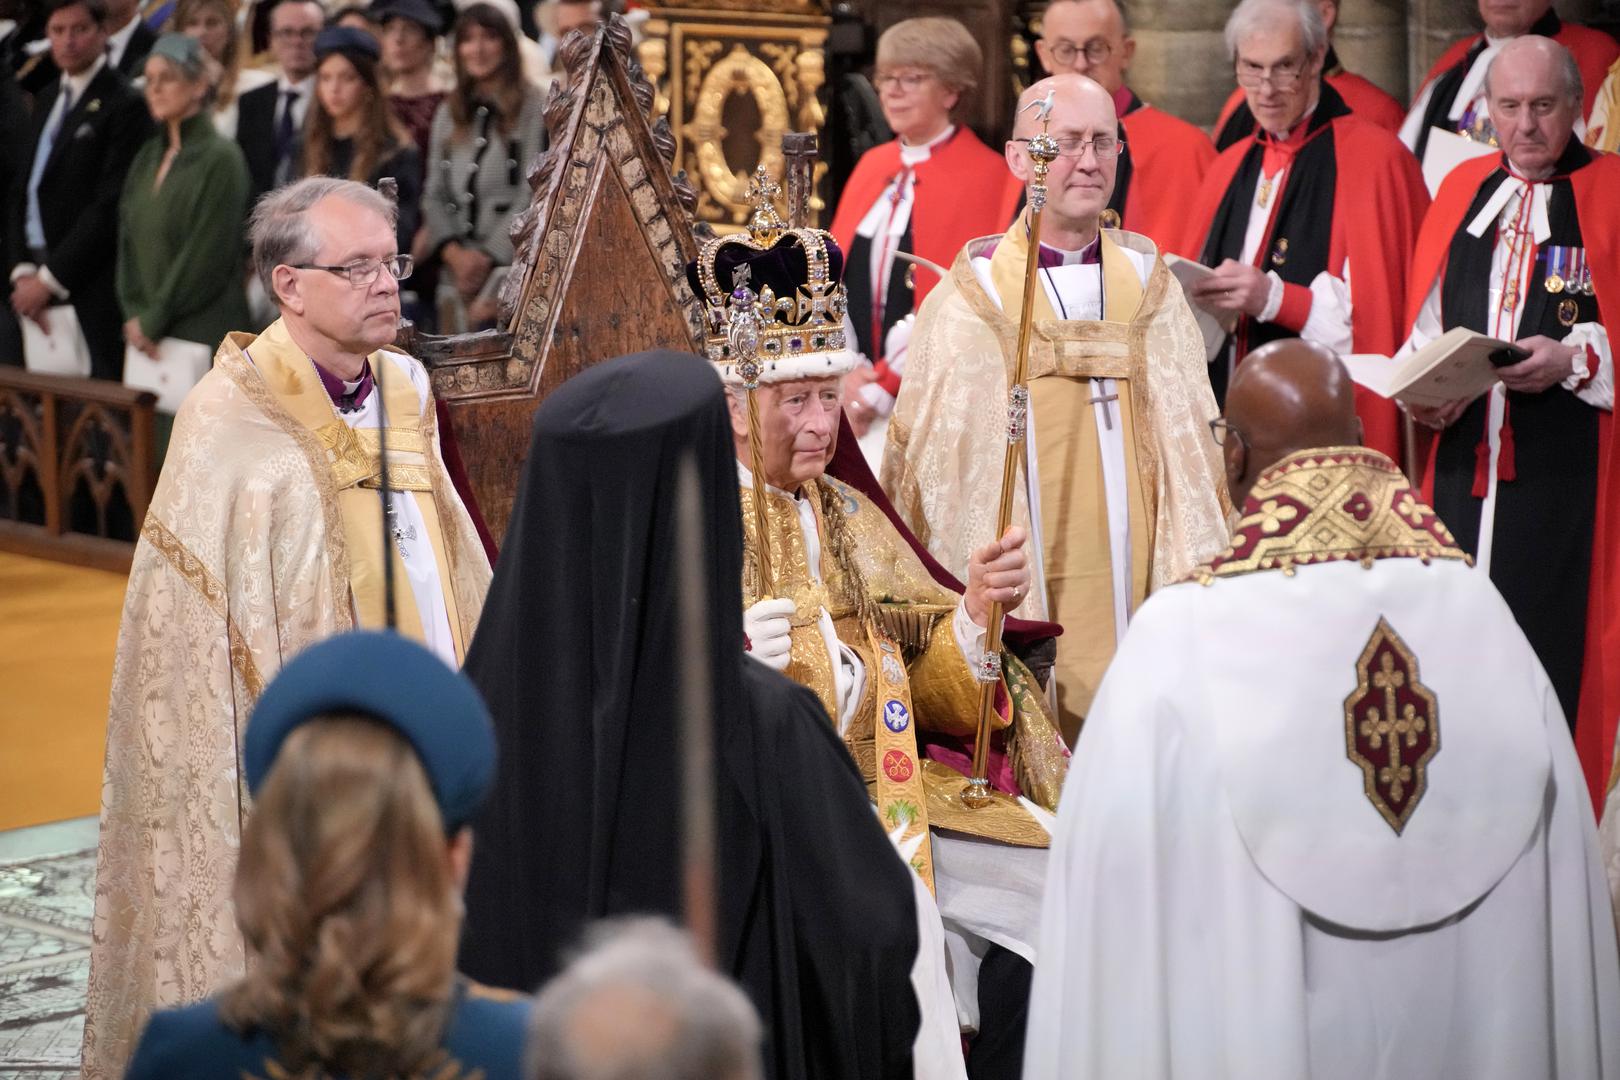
[1341,326,1525,409]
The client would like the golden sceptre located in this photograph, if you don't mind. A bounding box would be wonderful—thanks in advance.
[738,167,789,595]
[963,93,1059,809]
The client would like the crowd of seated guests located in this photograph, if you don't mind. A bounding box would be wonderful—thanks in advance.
[1,0,592,454]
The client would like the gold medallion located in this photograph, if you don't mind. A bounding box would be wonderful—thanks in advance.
[1544,273,1564,294]
[1558,298,1579,327]
[1257,175,1275,209]
[1271,237,1289,266]
[1100,208,1121,229]
[1502,281,1518,311]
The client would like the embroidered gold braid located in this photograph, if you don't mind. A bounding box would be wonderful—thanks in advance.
[141,515,265,698]
[1191,447,1471,584]
[217,346,353,617]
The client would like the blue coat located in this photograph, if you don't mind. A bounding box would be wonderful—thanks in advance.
[123,980,531,1079]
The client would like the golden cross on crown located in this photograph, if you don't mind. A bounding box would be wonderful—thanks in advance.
[746,166,787,243]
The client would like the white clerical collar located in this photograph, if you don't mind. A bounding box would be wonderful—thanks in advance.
[1448,36,1508,121]
[898,124,954,167]
[60,53,105,100]
[105,14,138,66]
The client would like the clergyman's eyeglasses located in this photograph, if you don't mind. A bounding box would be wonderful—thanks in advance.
[1013,134,1125,160]
[289,254,414,287]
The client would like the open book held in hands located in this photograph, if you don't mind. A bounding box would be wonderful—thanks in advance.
[1164,254,1236,358]
[1341,327,1528,409]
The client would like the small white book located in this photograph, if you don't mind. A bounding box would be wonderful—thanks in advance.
[1164,254,1237,358]
[123,338,212,413]
[21,305,90,377]
[1421,127,1498,197]
[1342,326,1525,409]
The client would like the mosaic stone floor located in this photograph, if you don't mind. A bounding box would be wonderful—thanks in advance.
[0,818,98,1080]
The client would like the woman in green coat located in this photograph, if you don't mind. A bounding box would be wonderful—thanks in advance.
[117,33,252,455]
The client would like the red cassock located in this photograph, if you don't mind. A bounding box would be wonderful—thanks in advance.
[1116,101,1216,256]
[1414,19,1620,119]
[1406,151,1620,809]
[830,127,1021,310]
[1184,89,1429,459]
[829,128,1020,393]
[1214,68,1405,144]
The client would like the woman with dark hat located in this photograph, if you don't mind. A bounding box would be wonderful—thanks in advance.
[297,24,422,252]
[123,631,530,1080]
[374,0,449,164]
[418,1,544,331]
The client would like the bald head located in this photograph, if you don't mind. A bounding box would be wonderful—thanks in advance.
[1036,0,1133,92]
[1014,73,1115,139]
[1486,36,1581,178]
[1223,339,1361,505]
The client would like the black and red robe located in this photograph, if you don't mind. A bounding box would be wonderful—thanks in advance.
[1185,83,1430,459]
[1409,146,1620,808]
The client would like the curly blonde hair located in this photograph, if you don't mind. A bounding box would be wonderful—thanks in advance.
[219,714,462,1078]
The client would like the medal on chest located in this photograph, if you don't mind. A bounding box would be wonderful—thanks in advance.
[1257,172,1276,209]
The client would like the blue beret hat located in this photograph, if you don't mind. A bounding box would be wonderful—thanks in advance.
[315,24,381,64]
[245,631,496,831]
[371,0,443,34]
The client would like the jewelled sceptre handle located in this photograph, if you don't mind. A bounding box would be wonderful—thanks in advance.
[963,94,1059,809]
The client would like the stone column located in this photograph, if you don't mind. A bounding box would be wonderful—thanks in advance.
[1334,0,1409,100]
[1125,0,1234,128]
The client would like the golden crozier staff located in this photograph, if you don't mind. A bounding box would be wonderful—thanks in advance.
[964,94,1060,809]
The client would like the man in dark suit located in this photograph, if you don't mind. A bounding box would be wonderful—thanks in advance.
[235,0,322,203]
[11,0,154,97]
[6,0,150,379]
[103,0,154,78]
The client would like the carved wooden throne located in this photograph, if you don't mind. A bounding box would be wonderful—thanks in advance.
[409,15,707,541]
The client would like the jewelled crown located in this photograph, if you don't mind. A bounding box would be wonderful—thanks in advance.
[684,168,855,389]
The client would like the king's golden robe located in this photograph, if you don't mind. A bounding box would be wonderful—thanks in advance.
[80,321,490,1080]
[884,224,1230,739]
[740,474,1068,856]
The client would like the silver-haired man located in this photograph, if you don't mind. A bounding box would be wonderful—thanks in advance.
[527,919,764,1080]
[79,176,491,1080]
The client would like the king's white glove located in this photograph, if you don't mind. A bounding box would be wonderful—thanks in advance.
[743,597,795,672]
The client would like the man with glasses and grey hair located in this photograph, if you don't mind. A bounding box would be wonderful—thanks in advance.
[1033,0,1214,254]
[79,175,491,1080]
[1181,0,1428,468]
[527,920,764,1080]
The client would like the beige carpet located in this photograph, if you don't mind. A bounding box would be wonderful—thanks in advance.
[0,553,126,832]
